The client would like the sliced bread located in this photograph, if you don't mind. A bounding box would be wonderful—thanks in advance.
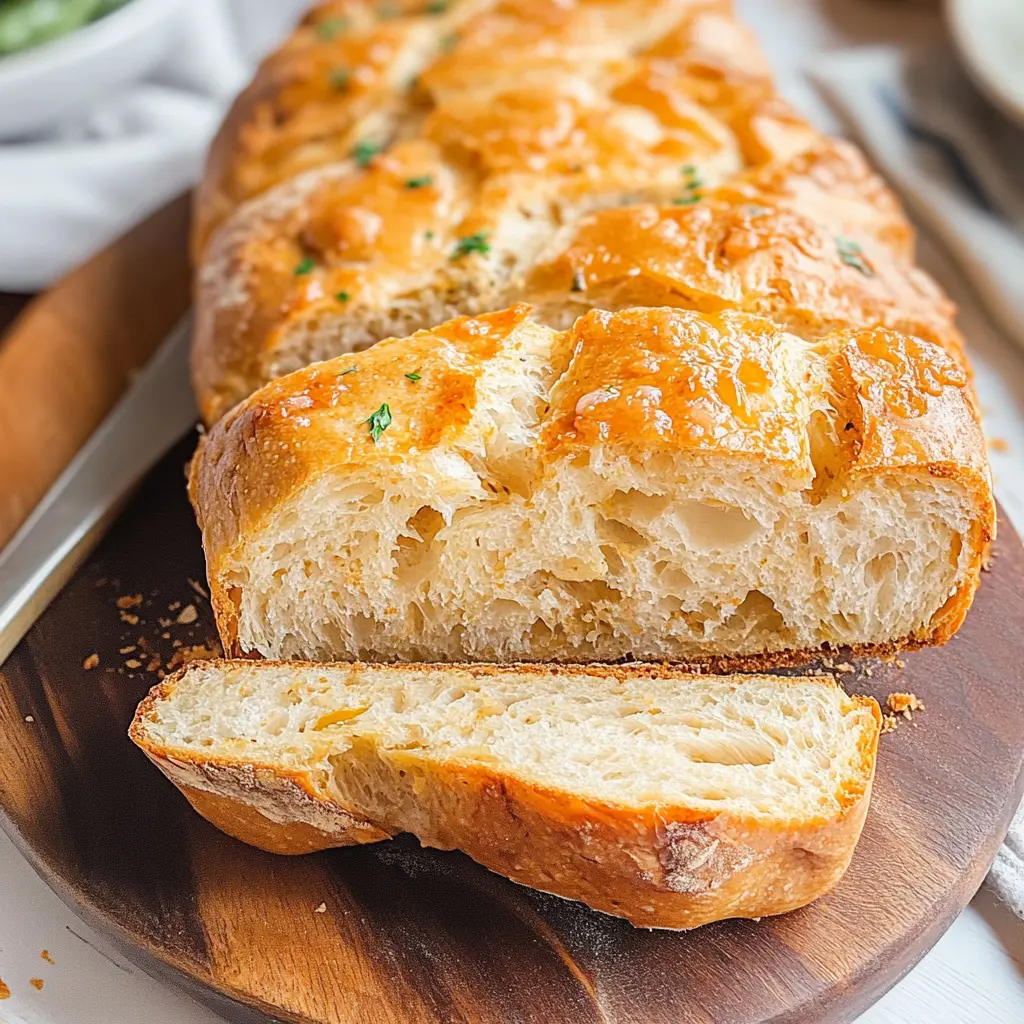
[131,660,880,930]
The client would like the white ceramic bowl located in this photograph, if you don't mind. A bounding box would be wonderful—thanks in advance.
[946,0,1024,128]
[0,0,189,140]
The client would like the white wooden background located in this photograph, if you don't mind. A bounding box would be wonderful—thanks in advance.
[1,1,1023,1021]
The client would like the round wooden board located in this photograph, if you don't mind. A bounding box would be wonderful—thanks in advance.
[2,200,1024,1024]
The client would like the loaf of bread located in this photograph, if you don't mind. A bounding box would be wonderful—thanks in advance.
[185,0,993,665]
[130,660,881,929]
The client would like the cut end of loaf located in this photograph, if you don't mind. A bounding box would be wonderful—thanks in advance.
[132,660,880,929]
[192,305,992,667]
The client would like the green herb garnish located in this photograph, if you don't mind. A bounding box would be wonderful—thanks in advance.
[404,175,433,189]
[836,237,874,277]
[367,403,393,442]
[336,291,350,303]
[674,164,704,205]
[426,0,449,12]
[440,31,458,51]
[317,16,349,40]
[352,140,381,168]
[340,367,357,376]
[405,372,422,382]
[451,232,490,259]
[424,230,435,240]
[294,257,316,276]
[329,67,351,91]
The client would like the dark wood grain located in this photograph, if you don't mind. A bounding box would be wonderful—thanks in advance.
[2,200,1024,1024]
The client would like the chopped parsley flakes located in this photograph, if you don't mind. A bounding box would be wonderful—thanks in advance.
[426,0,449,12]
[674,163,704,205]
[339,367,357,376]
[367,403,392,442]
[317,16,349,40]
[329,67,351,91]
[405,372,422,382]
[451,232,490,259]
[404,175,433,189]
[836,237,874,277]
[336,291,350,303]
[352,140,381,168]
[293,257,316,276]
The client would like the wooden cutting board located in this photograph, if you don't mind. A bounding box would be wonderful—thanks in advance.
[1,198,1024,1024]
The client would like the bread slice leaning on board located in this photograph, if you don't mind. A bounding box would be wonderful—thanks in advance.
[130,661,881,930]
[190,303,992,666]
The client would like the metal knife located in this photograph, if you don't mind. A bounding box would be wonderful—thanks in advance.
[0,313,196,666]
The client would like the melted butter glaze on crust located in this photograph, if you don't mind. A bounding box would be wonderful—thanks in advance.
[545,308,810,465]
[526,190,958,358]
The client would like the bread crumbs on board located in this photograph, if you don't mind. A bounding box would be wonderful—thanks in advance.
[29,978,44,991]
[176,604,199,625]
[82,653,99,670]
[166,643,222,672]
[888,692,923,718]
[0,976,10,998]
[881,693,924,733]
[314,903,327,913]
[41,950,55,965]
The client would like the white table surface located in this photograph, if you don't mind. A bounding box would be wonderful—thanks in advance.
[2,1,1024,1021]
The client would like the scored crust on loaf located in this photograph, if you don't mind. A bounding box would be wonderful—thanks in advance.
[192,0,863,424]
[189,303,993,666]
[130,660,881,929]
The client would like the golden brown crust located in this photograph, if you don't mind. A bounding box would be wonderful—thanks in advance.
[132,662,880,929]
[193,0,853,424]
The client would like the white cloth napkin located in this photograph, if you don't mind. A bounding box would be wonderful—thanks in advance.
[810,43,1024,920]
[0,0,308,291]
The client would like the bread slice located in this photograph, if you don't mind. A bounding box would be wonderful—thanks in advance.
[189,304,993,667]
[130,660,881,930]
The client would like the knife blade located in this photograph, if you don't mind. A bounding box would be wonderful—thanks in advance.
[0,313,196,666]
